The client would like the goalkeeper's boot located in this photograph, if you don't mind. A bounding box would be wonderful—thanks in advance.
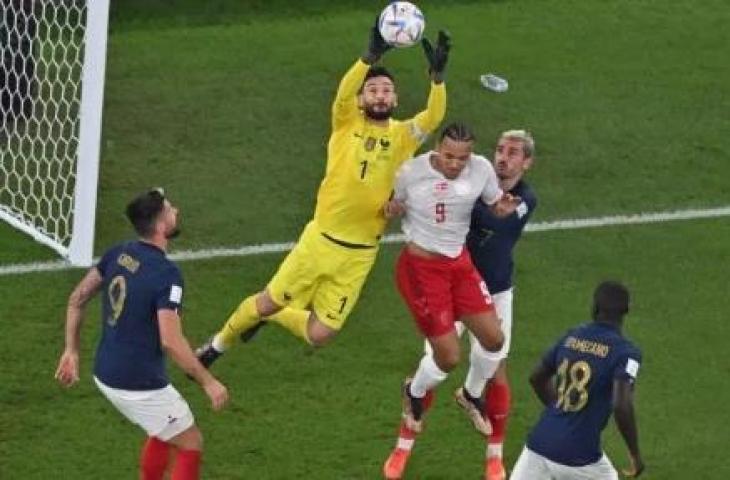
[240,320,267,343]
[195,338,223,369]
[454,387,492,436]
[383,447,411,480]
[402,379,425,434]
[484,457,507,480]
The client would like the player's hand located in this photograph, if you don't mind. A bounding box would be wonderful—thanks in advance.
[364,15,392,64]
[203,378,229,411]
[383,199,406,219]
[422,30,451,79]
[621,453,645,478]
[491,193,522,218]
[54,349,80,387]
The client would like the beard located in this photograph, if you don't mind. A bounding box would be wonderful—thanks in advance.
[364,104,394,121]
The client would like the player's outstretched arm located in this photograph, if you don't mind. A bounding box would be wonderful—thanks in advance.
[55,268,103,387]
[362,15,392,65]
[421,30,451,84]
[332,18,387,129]
[407,31,449,141]
[158,310,229,411]
[613,379,645,477]
[529,361,557,407]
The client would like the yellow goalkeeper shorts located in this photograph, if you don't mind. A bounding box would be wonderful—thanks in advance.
[267,220,378,330]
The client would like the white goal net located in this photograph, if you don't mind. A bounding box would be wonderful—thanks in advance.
[0,0,109,265]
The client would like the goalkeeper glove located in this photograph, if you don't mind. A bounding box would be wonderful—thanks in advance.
[364,16,392,64]
[422,30,451,78]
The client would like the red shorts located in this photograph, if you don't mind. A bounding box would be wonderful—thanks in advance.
[395,247,494,338]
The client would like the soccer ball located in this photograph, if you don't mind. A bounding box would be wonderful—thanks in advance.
[378,2,425,48]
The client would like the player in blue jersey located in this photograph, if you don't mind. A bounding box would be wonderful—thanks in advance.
[466,129,537,480]
[510,281,644,480]
[55,189,229,480]
[384,129,536,480]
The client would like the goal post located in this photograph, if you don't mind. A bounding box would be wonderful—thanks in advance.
[0,0,110,266]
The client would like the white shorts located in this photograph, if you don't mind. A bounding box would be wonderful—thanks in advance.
[491,288,513,358]
[94,377,195,441]
[425,288,513,361]
[510,446,618,480]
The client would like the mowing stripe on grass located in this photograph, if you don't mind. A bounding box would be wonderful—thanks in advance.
[2,205,729,276]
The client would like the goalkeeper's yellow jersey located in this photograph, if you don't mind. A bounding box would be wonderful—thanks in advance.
[314,59,446,246]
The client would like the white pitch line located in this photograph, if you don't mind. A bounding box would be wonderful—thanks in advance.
[1,205,729,277]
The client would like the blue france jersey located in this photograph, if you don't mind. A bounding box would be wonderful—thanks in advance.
[527,322,642,466]
[466,180,537,294]
[93,241,184,390]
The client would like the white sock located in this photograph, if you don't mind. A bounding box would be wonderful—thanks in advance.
[410,354,448,397]
[396,437,415,451]
[464,341,501,399]
[487,443,503,458]
[212,334,227,352]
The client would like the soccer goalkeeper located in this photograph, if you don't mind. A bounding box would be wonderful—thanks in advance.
[196,21,450,364]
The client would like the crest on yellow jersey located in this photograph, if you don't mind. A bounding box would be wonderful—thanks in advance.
[365,136,377,151]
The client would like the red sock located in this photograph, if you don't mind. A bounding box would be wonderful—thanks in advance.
[485,381,511,446]
[171,449,201,480]
[422,389,435,412]
[396,390,436,450]
[140,436,170,480]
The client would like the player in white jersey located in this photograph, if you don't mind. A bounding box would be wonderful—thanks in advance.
[382,123,520,480]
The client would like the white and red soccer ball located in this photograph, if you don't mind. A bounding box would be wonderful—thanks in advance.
[378,2,425,48]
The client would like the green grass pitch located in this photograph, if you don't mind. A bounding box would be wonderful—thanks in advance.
[1,1,729,478]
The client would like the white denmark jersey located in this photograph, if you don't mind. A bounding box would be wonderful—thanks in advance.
[394,152,502,257]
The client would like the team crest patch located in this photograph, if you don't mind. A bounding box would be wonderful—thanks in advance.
[169,285,182,303]
[433,181,449,198]
[365,136,377,151]
[626,358,640,378]
[516,201,529,218]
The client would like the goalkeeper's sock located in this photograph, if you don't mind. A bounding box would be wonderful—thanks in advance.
[266,307,312,344]
[140,436,170,480]
[170,449,201,480]
[484,380,511,456]
[216,295,260,350]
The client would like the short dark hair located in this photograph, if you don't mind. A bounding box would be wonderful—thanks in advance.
[125,188,166,238]
[593,281,630,319]
[361,66,395,89]
[440,122,476,143]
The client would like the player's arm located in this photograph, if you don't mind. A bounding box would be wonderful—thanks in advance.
[613,351,644,477]
[332,18,390,128]
[473,191,537,232]
[409,82,447,141]
[384,164,410,219]
[55,267,103,387]
[529,360,558,407]
[405,31,450,143]
[488,193,523,218]
[412,30,451,129]
[613,379,644,477]
[331,59,369,129]
[383,195,406,219]
[158,309,229,411]
[479,166,521,219]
